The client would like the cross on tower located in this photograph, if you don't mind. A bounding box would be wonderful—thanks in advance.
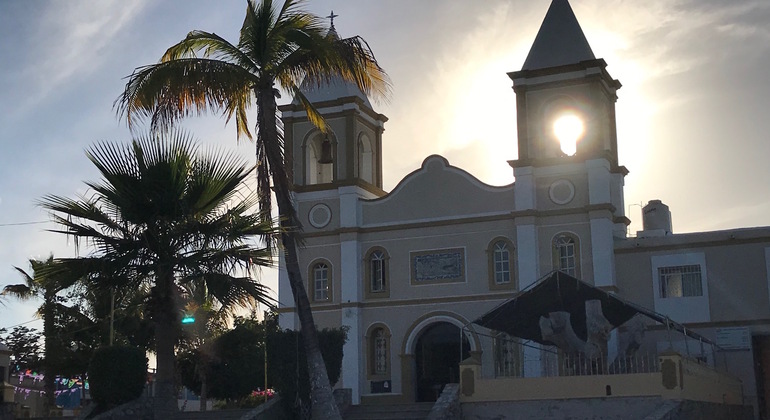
[326,10,338,28]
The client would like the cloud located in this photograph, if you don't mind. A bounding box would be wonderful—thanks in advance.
[4,1,149,120]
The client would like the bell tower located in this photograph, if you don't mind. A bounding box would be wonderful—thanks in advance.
[509,0,622,167]
[280,26,388,195]
[510,0,629,291]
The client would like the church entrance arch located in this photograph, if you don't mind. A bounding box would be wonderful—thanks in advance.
[413,322,470,402]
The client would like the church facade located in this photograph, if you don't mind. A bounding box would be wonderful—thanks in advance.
[277,0,770,414]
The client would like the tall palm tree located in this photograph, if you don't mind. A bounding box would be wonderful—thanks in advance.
[3,256,80,412]
[116,1,389,417]
[40,132,275,416]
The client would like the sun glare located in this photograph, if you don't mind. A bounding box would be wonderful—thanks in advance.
[553,114,584,156]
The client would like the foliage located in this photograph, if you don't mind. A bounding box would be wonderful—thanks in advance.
[178,312,346,414]
[47,300,101,379]
[39,131,277,413]
[180,313,345,415]
[3,256,81,408]
[268,324,347,418]
[0,326,41,372]
[88,345,148,407]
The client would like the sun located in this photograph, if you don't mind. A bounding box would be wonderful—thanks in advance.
[553,114,584,156]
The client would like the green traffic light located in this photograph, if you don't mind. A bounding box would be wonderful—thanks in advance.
[181,316,195,324]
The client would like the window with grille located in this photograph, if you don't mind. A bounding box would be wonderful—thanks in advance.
[370,251,385,292]
[373,328,388,375]
[494,333,521,377]
[555,235,577,276]
[493,241,511,284]
[659,265,702,298]
[313,263,329,301]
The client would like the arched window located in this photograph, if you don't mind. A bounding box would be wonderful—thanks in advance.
[358,133,374,184]
[493,241,511,284]
[305,133,333,185]
[553,233,580,277]
[364,247,390,299]
[310,261,331,302]
[367,324,391,381]
[371,250,385,292]
[488,238,515,290]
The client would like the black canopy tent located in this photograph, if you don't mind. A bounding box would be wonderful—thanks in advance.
[472,271,717,347]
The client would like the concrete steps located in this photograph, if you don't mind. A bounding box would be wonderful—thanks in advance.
[173,408,253,420]
[344,402,434,420]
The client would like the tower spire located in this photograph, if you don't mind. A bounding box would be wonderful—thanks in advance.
[521,0,595,71]
[326,11,338,29]
[325,10,339,39]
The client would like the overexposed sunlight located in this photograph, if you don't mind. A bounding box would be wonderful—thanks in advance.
[553,114,584,156]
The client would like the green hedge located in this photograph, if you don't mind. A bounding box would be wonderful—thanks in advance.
[88,345,147,407]
[178,315,346,417]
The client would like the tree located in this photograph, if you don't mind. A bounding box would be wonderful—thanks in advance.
[0,326,41,373]
[178,280,231,411]
[116,1,388,417]
[40,132,276,416]
[3,256,80,410]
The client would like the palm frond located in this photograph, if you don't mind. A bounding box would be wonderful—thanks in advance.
[163,30,258,74]
[116,59,258,140]
[276,33,390,103]
[1,283,33,300]
[203,272,275,313]
[288,85,328,132]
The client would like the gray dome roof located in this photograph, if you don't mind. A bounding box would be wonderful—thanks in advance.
[295,76,372,108]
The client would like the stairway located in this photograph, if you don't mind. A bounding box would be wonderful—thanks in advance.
[343,402,434,420]
[173,408,254,420]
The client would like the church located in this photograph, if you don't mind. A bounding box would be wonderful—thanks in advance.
[277,0,770,417]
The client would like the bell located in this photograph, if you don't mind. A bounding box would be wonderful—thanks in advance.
[318,137,333,164]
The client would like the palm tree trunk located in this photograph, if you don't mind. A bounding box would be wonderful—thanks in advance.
[153,275,180,417]
[257,87,342,420]
[199,371,207,412]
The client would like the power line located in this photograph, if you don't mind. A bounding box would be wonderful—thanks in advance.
[0,221,49,227]
[0,318,39,330]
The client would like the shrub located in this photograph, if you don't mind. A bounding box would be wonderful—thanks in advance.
[88,345,147,407]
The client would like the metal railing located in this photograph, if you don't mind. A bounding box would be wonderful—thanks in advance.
[495,352,660,378]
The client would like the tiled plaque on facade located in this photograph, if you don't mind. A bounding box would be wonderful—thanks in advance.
[410,248,465,284]
[716,327,750,350]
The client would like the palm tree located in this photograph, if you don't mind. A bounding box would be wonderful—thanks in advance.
[3,256,80,412]
[40,132,275,416]
[115,1,389,418]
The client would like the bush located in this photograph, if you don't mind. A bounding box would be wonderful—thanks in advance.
[177,314,346,416]
[267,326,347,418]
[88,345,147,407]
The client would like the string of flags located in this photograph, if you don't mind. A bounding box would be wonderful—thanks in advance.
[9,370,89,400]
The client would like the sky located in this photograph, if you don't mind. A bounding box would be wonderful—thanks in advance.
[2,0,770,333]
